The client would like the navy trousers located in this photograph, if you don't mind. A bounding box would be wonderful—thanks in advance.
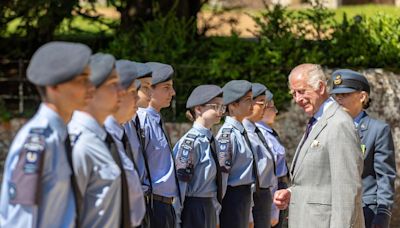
[220,185,252,228]
[181,197,216,228]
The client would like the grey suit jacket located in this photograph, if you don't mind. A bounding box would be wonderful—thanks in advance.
[289,101,365,228]
[358,112,396,228]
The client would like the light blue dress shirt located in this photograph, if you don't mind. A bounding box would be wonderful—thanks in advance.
[137,107,178,198]
[243,119,275,189]
[0,103,76,228]
[104,116,146,227]
[68,111,121,228]
[216,116,255,195]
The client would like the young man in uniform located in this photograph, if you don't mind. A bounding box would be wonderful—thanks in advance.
[0,41,92,227]
[136,62,179,228]
[68,53,130,227]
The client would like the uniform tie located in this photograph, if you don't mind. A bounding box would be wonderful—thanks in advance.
[158,117,182,205]
[254,127,277,176]
[65,135,82,228]
[242,130,261,194]
[105,133,132,228]
[209,136,223,204]
[134,116,153,193]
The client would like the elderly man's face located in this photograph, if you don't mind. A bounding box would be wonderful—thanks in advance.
[289,74,324,116]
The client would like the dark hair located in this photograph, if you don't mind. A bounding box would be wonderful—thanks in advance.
[185,108,196,122]
[363,98,371,109]
[36,86,47,101]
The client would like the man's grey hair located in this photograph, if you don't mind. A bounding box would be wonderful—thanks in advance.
[289,64,328,90]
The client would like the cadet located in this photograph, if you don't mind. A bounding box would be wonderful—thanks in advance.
[136,62,179,228]
[0,41,92,227]
[255,89,288,228]
[123,61,153,228]
[104,59,146,227]
[331,69,396,228]
[173,85,224,228]
[243,83,276,228]
[68,53,130,227]
[217,80,258,228]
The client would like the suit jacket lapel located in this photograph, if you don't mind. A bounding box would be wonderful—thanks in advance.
[291,102,340,179]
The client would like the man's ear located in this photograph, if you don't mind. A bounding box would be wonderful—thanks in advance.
[318,81,326,95]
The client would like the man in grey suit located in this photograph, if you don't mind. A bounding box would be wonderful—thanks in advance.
[331,69,396,228]
[273,64,365,228]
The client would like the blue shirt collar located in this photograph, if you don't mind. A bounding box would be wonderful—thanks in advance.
[145,106,161,123]
[192,122,212,139]
[104,115,124,140]
[71,110,107,140]
[255,121,273,133]
[242,118,256,133]
[39,103,67,140]
[313,97,335,121]
[225,116,245,133]
[353,110,365,127]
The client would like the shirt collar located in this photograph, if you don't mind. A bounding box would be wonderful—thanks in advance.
[353,110,365,127]
[255,121,273,133]
[225,116,244,133]
[71,110,107,140]
[242,118,256,133]
[39,103,67,140]
[145,106,161,123]
[313,96,335,121]
[104,115,124,140]
[192,122,212,139]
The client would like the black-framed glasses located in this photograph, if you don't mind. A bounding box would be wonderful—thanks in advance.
[204,103,226,113]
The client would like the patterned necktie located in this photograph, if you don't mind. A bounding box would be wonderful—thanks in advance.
[64,135,82,228]
[209,136,223,204]
[291,117,317,175]
[105,133,131,228]
[254,127,277,176]
[242,130,261,194]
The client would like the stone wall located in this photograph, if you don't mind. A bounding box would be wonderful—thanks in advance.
[0,68,399,225]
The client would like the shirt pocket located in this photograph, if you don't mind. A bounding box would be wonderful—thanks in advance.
[98,163,121,180]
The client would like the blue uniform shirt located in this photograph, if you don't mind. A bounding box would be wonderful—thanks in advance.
[243,119,275,188]
[137,107,178,198]
[216,116,255,194]
[104,116,146,227]
[123,115,150,192]
[173,122,218,200]
[68,111,121,228]
[255,121,287,178]
[0,103,76,228]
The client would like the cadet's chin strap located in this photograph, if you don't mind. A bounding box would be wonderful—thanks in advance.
[65,135,82,228]
[209,136,223,204]
[159,117,183,205]
[106,133,132,228]
[242,130,261,194]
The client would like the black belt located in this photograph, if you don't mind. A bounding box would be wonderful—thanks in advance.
[152,194,173,205]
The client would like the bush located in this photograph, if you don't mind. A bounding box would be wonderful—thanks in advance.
[105,1,400,121]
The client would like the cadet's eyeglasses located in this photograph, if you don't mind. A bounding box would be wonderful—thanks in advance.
[254,101,267,108]
[204,104,226,113]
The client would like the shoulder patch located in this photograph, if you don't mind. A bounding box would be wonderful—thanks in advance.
[175,133,198,182]
[217,128,233,173]
[10,127,47,205]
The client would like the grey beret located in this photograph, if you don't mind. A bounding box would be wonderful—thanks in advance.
[116,60,140,89]
[132,61,152,78]
[186,85,223,109]
[252,83,267,98]
[89,53,116,87]
[222,80,252,105]
[27,41,92,86]
[145,62,174,85]
[330,69,370,94]
[265,89,274,101]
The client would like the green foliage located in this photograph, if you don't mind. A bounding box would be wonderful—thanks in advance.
[0,99,12,122]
